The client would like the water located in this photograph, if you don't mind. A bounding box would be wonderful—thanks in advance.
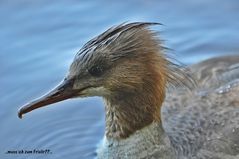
[0,0,239,159]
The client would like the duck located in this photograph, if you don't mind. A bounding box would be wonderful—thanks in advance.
[18,22,239,159]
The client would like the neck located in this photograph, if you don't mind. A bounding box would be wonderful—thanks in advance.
[103,78,165,139]
[97,122,174,159]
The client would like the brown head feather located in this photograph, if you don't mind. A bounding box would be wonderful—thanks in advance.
[75,22,196,139]
[64,22,197,139]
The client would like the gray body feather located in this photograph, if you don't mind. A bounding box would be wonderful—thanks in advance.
[162,55,239,158]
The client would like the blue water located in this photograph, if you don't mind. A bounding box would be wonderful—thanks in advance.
[0,0,239,159]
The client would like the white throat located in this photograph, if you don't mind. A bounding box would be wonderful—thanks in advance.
[97,122,174,159]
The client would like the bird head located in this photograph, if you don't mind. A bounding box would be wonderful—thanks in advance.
[18,22,193,139]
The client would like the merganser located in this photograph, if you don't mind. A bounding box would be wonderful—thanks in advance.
[18,22,239,159]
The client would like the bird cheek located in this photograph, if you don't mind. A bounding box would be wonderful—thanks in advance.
[104,79,120,91]
[81,86,110,97]
[73,82,83,90]
[72,78,92,90]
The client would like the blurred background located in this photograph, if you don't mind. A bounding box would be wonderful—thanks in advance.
[0,0,239,159]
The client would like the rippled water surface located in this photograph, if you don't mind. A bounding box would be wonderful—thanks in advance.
[1,0,239,159]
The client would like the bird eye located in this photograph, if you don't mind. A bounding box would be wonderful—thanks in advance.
[88,65,104,77]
